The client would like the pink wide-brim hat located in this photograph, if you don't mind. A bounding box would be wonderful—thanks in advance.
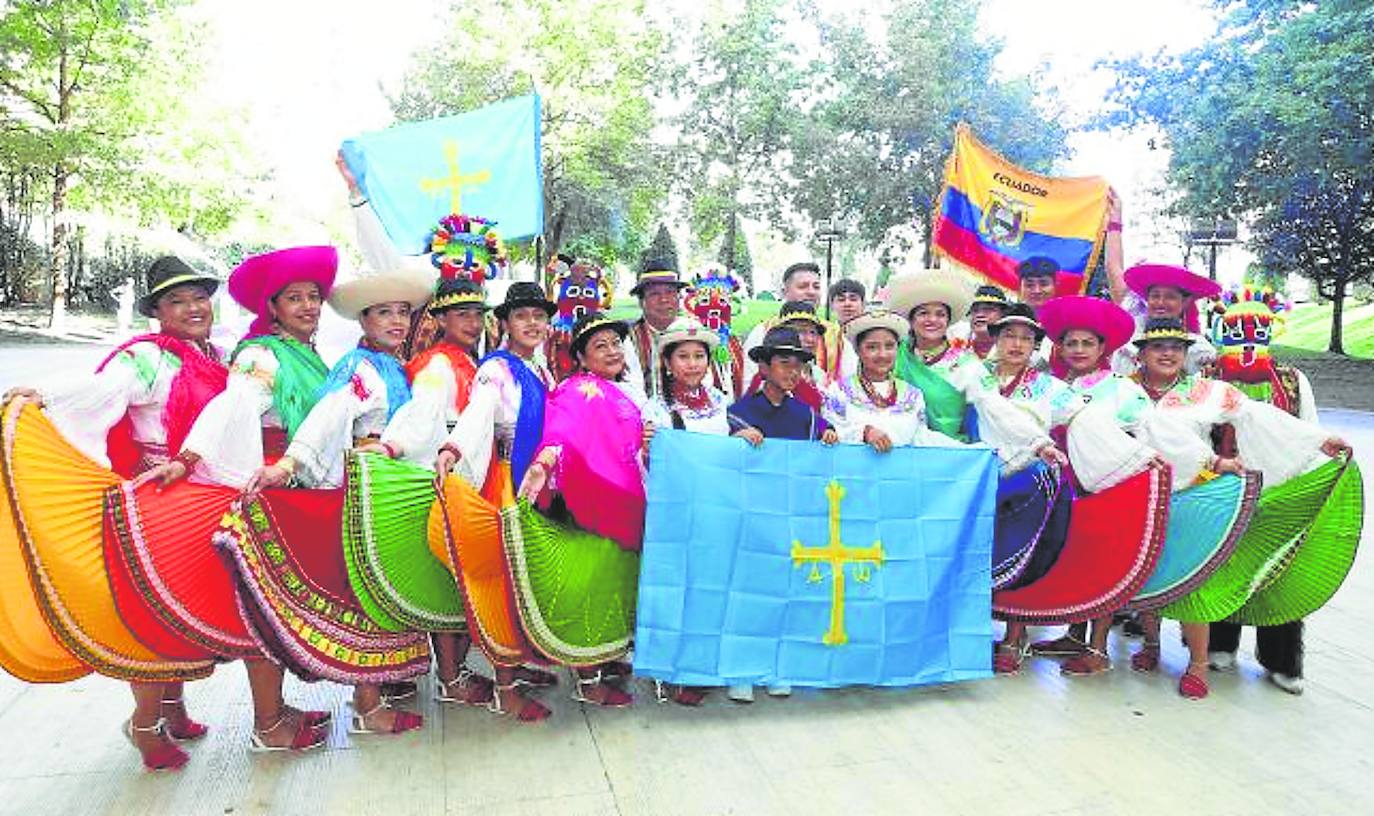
[1124,264,1221,333]
[1124,264,1222,300]
[1040,295,1136,356]
[228,246,339,338]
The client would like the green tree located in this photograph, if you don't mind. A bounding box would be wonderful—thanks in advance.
[1105,0,1374,353]
[0,1,250,326]
[716,212,753,287]
[641,222,681,271]
[791,0,1068,262]
[672,0,805,289]
[389,0,669,267]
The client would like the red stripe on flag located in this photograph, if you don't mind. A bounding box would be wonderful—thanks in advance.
[931,216,1019,290]
[932,216,1093,297]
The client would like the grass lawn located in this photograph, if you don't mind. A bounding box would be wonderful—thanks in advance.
[607,299,782,338]
[1269,300,1374,358]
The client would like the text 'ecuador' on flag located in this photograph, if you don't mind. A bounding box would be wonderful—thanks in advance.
[340,94,543,254]
[931,124,1110,296]
[633,429,998,688]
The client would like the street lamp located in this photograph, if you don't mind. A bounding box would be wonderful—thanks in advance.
[1183,218,1239,281]
[814,217,844,318]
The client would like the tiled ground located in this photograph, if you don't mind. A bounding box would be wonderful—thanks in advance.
[2,347,1371,815]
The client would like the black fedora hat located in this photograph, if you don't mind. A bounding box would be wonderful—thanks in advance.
[138,256,220,317]
[430,277,489,314]
[1132,316,1196,348]
[494,281,556,319]
[969,284,1011,312]
[989,302,1046,342]
[630,257,687,296]
[569,312,630,358]
[776,299,826,333]
[748,326,815,364]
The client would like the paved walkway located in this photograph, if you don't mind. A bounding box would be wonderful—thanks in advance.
[1,354,1371,814]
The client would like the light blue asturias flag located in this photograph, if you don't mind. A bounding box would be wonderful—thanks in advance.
[340,94,543,253]
[634,430,998,688]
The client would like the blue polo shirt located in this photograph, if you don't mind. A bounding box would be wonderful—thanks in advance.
[727,390,829,441]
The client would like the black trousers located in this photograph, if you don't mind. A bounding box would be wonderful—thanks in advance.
[1209,620,1304,678]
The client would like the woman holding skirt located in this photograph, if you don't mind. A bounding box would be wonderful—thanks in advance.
[2,257,229,771]
[1128,317,1353,698]
[233,267,435,733]
[137,246,345,751]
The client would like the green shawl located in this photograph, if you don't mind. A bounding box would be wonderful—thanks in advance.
[231,335,329,440]
[894,340,970,441]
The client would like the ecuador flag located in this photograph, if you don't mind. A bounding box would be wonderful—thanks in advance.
[931,124,1110,296]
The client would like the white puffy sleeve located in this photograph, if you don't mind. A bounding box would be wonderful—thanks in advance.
[182,344,277,487]
[1217,382,1330,486]
[1062,399,1158,493]
[1034,377,1153,491]
[1132,407,1221,489]
[381,354,454,468]
[441,360,505,489]
[641,398,672,429]
[947,363,1053,473]
[353,202,408,272]
[1186,336,1217,375]
[39,342,162,467]
[820,381,866,444]
[286,360,388,488]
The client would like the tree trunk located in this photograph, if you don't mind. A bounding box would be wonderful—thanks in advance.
[918,212,933,268]
[48,167,69,331]
[546,208,566,278]
[721,211,737,273]
[1327,272,1347,355]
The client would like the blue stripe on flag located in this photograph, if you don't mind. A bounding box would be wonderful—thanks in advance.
[940,187,1096,274]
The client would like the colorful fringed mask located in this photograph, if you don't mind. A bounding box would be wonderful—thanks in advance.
[548,256,613,339]
[544,254,613,380]
[1211,285,1290,384]
[429,214,507,283]
[682,267,741,363]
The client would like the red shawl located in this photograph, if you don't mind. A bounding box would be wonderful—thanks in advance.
[405,342,478,412]
[96,334,228,477]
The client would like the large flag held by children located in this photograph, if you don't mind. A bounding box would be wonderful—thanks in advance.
[340,94,543,254]
[634,430,998,688]
[931,124,1110,296]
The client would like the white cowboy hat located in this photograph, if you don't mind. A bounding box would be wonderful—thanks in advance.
[843,309,908,345]
[885,269,974,321]
[658,316,721,354]
[328,269,434,320]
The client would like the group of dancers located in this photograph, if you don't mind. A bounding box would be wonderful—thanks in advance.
[0,189,1362,774]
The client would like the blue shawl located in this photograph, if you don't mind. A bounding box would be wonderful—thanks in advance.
[317,346,412,421]
[481,349,547,485]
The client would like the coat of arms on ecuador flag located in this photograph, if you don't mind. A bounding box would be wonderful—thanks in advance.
[633,430,998,688]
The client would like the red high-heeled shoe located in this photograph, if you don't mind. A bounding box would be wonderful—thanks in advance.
[123,718,190,772]
[283,705,332,729]
[572,672,633,707]
[348,702,423,735]
[1178,671,1209,700]
[248,714,327,753]
[161,696,209,741]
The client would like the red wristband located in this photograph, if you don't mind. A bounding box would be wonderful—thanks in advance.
[1107,221,1123,233]
[381,441,398,459]
[439,442,462,461]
